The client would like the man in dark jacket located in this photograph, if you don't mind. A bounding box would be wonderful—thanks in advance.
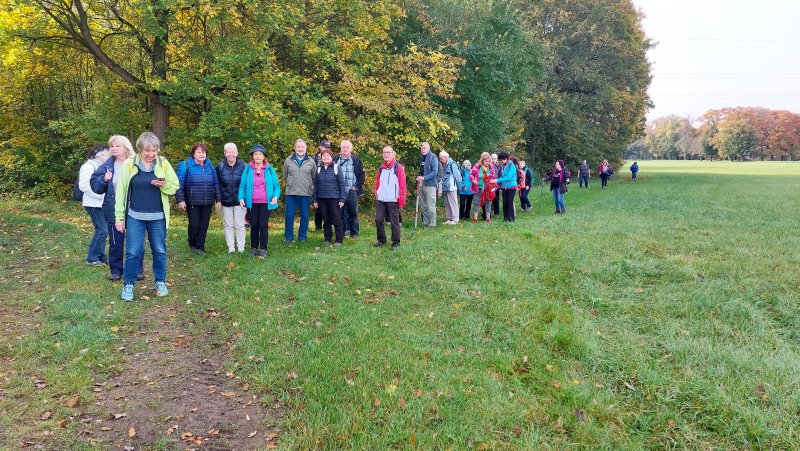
[336,140,366,238]
[415,142,440,227]
[217,142,247,253]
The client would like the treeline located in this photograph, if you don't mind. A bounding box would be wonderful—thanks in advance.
[0,0,651,196]
[628,107,800,161]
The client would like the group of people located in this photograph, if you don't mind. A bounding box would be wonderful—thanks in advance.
[76,131,633,301]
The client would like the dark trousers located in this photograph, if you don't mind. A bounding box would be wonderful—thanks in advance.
[579,175,589,187]
[601,175,609,188]
[108,223,144,277]
[315,208,323,231]
[502,189,516,221]
[248,204,270,250]
[187,204,213,250]
[318,198,344,243]
[376,201,400,245]
[458,194,473,219]
[491,194,500,216]
[342,190,360,236]
[519,189,531,210]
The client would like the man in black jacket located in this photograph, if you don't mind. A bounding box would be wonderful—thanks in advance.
[336,140,366,238]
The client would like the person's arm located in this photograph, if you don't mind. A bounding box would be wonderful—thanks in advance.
[423,155,439,183]
[397,164,407,208]
[161,159,180,196]
[212,166,221,204]
[337,169,346,204]
[497,163,515,185]
[90,162,109,195]
[238,166,249,208]
[355,156,365,193]
[270,167,281,205]
[115,161,131,225]
[175,161,187,203]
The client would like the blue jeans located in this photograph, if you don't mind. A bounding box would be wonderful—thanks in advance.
[85,207,108,263]
[552,190,566,212]
[124,216,167,285]
[284,195,311,241]
[579,175,589,187]
[342,190,360,236]
[108,223,144,277]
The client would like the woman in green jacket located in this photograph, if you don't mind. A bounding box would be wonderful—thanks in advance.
[114,132,179,301]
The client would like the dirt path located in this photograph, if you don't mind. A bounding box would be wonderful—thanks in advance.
[83,304,282,450]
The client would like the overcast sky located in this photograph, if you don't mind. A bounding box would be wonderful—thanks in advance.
[632,0,800,122]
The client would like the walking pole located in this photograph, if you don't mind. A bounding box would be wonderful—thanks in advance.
[414,182,420,228]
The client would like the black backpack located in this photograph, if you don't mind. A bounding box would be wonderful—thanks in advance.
[72,177,83,201]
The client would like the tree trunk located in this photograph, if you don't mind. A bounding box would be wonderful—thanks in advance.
[152,99,169,145]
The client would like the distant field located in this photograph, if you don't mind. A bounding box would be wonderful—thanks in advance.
[1,160,799,449]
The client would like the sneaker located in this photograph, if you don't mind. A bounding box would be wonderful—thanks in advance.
[191,248,208,256]
[121,283,134,302]
[485,219,491,223]
[136,273,145,281]
[284,239,294,244]
[391,242,400,249]
[250,248,258,256]
[86,260,104,266]
[109,273,122,282]
[323,240,332,246]
[373,241,384,247]
[472,218,478,223]
[155,281,168,297]
[258,249,267,259]
[333,242,342,249]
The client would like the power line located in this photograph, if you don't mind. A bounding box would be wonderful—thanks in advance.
[650,37,800,44]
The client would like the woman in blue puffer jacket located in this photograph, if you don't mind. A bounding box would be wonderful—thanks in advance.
[176,143,221,255]
[312,148,346,247]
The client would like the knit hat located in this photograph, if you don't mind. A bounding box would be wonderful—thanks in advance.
[463,160,472,168]
[250,144,266,155]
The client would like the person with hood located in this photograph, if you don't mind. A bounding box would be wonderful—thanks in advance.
[469,152,498,223]
[546,159,570,214]
[217,142,247,253]
[313,148,347,247]
[438,151,462,224]
[79,144,110,265]
[239,144,280,258]
[115,132,179,301]
[598,159,613,190]
[283,138,316,243]
[518,160,534,212]
[458,160,473,220]
[495,151,518,222]
[90,135,144,281]
[374,145,407,248]
[630,161,639,181]
[176,143,221,255]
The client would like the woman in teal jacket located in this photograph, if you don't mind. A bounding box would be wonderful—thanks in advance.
[495,152,518,222]
[238,145,281,258]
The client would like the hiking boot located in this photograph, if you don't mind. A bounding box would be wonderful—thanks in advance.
[472,218,478,223]
[155,281,168,297]
[323,240,332,246]
[391,242,400,249]
[333,243,342,249]
[250,248,258,256]
[284,239,294,244]
[121,283,134,302]
[258,249,267,259]
[109,273,122,282]
[373,241,384,247]
[137,273,145,281]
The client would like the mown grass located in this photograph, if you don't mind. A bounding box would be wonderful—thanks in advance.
[2,160,800,449]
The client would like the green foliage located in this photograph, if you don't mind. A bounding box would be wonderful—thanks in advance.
[713,117,758,160]
[643,115,698,160]
[520,0,652,172]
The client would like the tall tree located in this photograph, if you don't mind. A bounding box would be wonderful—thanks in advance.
[644,115,697,160]
[713,117,758,161]
[519,0,652,171]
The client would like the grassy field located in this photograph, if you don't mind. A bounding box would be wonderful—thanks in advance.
[1,160,800,449]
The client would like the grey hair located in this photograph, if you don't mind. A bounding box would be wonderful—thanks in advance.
[294,139,306,146]
[136,132,161,152]
[224,142,238,152]
[439,151,449,159]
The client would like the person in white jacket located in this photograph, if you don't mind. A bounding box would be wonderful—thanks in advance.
[79,144,110,265]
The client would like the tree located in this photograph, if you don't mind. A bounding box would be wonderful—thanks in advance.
[643,115,696,160]
[713,117,758,161]
[519,0,652,171]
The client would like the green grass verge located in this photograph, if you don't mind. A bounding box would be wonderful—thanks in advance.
[2,160,800,448]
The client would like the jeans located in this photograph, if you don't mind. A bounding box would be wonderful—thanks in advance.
[318,198,344,243]
[632,172,637,180]
[375,201,401,245]
[502,189,516,221]
[222,205,247,252]
[187,204,213,250]
[85,207,108,263]
[249,204,271,250]
[342,189,360,236]
[579,175,589,188]
[519,189,531,210]
[108,223,143,277]
[552,190,566,212]
[418,185,437,226]
[458,194,473,219]
[284,195,311,241]
[124,216,167,285]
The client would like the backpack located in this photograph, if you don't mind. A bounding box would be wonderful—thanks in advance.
[72,178,83,201]
[450,161,463,185]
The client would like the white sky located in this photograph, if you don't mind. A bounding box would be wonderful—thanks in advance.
[632,0,800,122]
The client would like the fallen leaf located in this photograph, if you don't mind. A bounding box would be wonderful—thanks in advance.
[245,414,251,421]
[623,381,635,391]
[40,411,53,421]
[386,384,398,394]
[208,428,220,436]
[346,379,355,386]
[221,391,236,398]
[100,426,112,431]
[227,261,235,272]
[65,395,80,408]
[373,398,382,407]
[552,380,562,389]
[287,371,298,381]
[634,287,644,293]
[572,379,581,385]
[545,364,553,372]
[180,432,194,439]
[667,419,676,428]
[248,431,258,438]
[113,413,127,420]
[128,427,136,438]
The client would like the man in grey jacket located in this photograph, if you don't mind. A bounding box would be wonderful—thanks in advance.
[415,142,440,227]
[282,139,316,243]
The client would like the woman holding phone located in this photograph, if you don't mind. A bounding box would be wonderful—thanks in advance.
[114,132,179,301]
